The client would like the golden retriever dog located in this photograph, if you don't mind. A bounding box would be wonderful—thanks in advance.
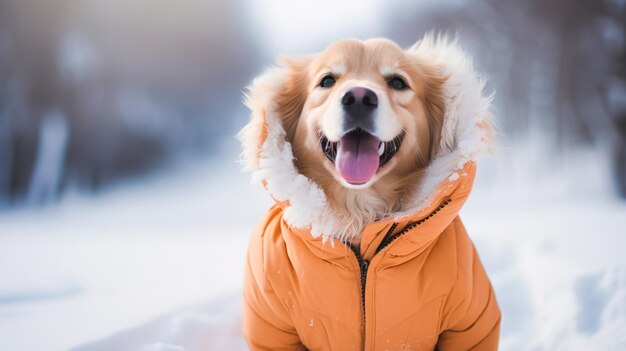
[239,35,500,350]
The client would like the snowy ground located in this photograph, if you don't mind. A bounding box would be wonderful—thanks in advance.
[0,145,270,351]
[1,146,625,351]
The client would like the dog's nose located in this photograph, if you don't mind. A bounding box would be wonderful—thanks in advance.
[341,87,378,134]
[341,87,378,111]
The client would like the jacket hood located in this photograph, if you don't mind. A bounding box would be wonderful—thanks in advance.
[240,35,495,243]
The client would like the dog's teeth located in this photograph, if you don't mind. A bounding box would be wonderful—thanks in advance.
[378,142,385,156]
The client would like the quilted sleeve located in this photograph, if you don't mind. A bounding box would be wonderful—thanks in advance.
[242,207,306,351]
[437,221,501,350]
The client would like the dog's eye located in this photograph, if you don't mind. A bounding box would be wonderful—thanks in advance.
[388,76,407,90]
[319,75,336,88]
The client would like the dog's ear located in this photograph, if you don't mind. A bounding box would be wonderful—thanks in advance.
[403,57,448,161]
[406,35,453,160]
[419,64,447,160]
[239,56,312,171]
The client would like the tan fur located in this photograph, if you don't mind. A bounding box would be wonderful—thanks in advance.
[252,39,447,242]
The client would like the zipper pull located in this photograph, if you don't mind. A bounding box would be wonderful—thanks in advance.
[360,260,370,273]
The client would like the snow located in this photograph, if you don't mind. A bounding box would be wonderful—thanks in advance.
[0,145,269,351]
[1,144,625,350]
[463,197,626,350]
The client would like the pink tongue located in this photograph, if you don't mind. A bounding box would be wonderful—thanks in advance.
[335,131,380,184]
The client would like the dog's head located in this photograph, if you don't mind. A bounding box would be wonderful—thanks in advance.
[251,38,447,190]
[241,36,494,239]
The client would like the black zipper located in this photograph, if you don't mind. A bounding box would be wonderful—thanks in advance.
[348,221,397,316]
[375,198,452,255]
[346,198,452,349]
[348,238,376,351]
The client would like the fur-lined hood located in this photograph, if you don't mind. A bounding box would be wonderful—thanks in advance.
[239,35,494,243]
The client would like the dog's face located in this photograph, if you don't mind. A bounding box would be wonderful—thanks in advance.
[274,38,446,190]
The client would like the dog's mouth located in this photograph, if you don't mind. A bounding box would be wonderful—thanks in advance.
[320,128,404,185]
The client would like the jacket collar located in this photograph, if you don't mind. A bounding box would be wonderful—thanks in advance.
[285,161,476,261]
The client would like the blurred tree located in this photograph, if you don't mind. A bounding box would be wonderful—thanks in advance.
[603,0,626,196]
[387,0,626,197]
[529,0,626,195]
[0,0,10,202]
[0,0,260,204]
[3,0,75,203]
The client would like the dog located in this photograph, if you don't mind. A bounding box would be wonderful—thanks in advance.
[240,35,501,351]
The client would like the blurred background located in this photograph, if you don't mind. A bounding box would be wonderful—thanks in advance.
[0,0,624,350]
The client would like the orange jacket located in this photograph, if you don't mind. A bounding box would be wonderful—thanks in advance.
[243,163,500,351]
[240,36,500,350]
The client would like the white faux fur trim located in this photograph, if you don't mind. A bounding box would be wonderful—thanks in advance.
[241,35,494,241]
[254,114,342,239]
